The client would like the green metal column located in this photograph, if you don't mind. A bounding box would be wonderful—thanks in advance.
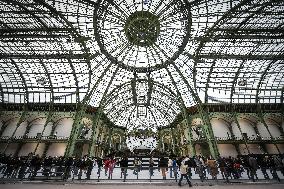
[202,106,220,157]
[167,65,219,158]
[88,66,119,156]
[64,106,85,157]
[157,129,162,151]
[107,127,113,155]
[184,116,195,156]
[88,109,102,157]
[232,112,250,154]
[170,127,176,154]
[64,62,115,157]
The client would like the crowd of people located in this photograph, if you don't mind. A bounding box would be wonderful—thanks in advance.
[0,152,283,185]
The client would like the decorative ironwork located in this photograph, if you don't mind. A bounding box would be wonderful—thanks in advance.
[94,0,192,71]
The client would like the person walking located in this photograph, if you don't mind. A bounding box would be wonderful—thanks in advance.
[178,157,192,187]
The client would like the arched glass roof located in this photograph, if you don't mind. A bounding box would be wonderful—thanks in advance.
[0,0,283,129]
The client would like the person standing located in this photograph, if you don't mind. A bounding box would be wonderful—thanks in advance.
[149,156,155,177]
[172,157,178,182]
[168,157,173,178]
[207,157,218,180]
[259,156,270,179]
[86,157,94,180]
[248,155,258,182]
[96,157,103,177]
[119,156,128,180]
[158,156,168,180]
[178,157,192,187]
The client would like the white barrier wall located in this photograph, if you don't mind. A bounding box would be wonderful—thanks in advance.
[35,143,45,156]
[14,121,28,137]
[82,144,89,156]
[42,122,53,136]
[217,144,238,157]
[247,144,262,154]
[1,119,19,137]
[257,122,270,138]
[17,143,50,157]
[265,144,279,154]
[277,144,284,153]
[238,119,257,137]
[18,143,39,156]
[28,118,47,137]
[265,120,281,137]
[232,119,256,138]
[0,143,17,155]
[239,144,249,155]
[54,118,73,137]
[231,122,242,138]
[211,119,231,138]
[46,143,67,157]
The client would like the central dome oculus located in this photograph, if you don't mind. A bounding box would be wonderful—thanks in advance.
[124,11,160,47]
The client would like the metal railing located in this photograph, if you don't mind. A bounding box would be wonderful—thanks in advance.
[0,164,283,183]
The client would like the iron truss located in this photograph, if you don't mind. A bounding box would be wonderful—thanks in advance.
[0,0,283,130]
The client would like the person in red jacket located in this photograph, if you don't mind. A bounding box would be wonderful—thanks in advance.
[103,157,111,176]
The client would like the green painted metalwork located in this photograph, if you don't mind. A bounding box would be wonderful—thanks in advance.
[164,67,197,157]
[88,109,103,157]
[124,11,160,47]
[231,111,250,154]
[107,127,113,154]
[88,66,120,156]
[168,64,219,158]
[64,63,115,157]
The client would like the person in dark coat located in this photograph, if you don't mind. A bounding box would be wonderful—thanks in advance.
[118,156,128,180]
[86,157,94,180]
[259,156,270,179]
[248,155,258,182]
[96,157,103,177]
[158,157,168,180]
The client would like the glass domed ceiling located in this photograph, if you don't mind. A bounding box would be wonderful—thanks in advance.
[0,0,283,130]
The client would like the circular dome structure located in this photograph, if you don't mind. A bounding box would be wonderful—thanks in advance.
[94,0,192,72]
[0,0,283,154]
